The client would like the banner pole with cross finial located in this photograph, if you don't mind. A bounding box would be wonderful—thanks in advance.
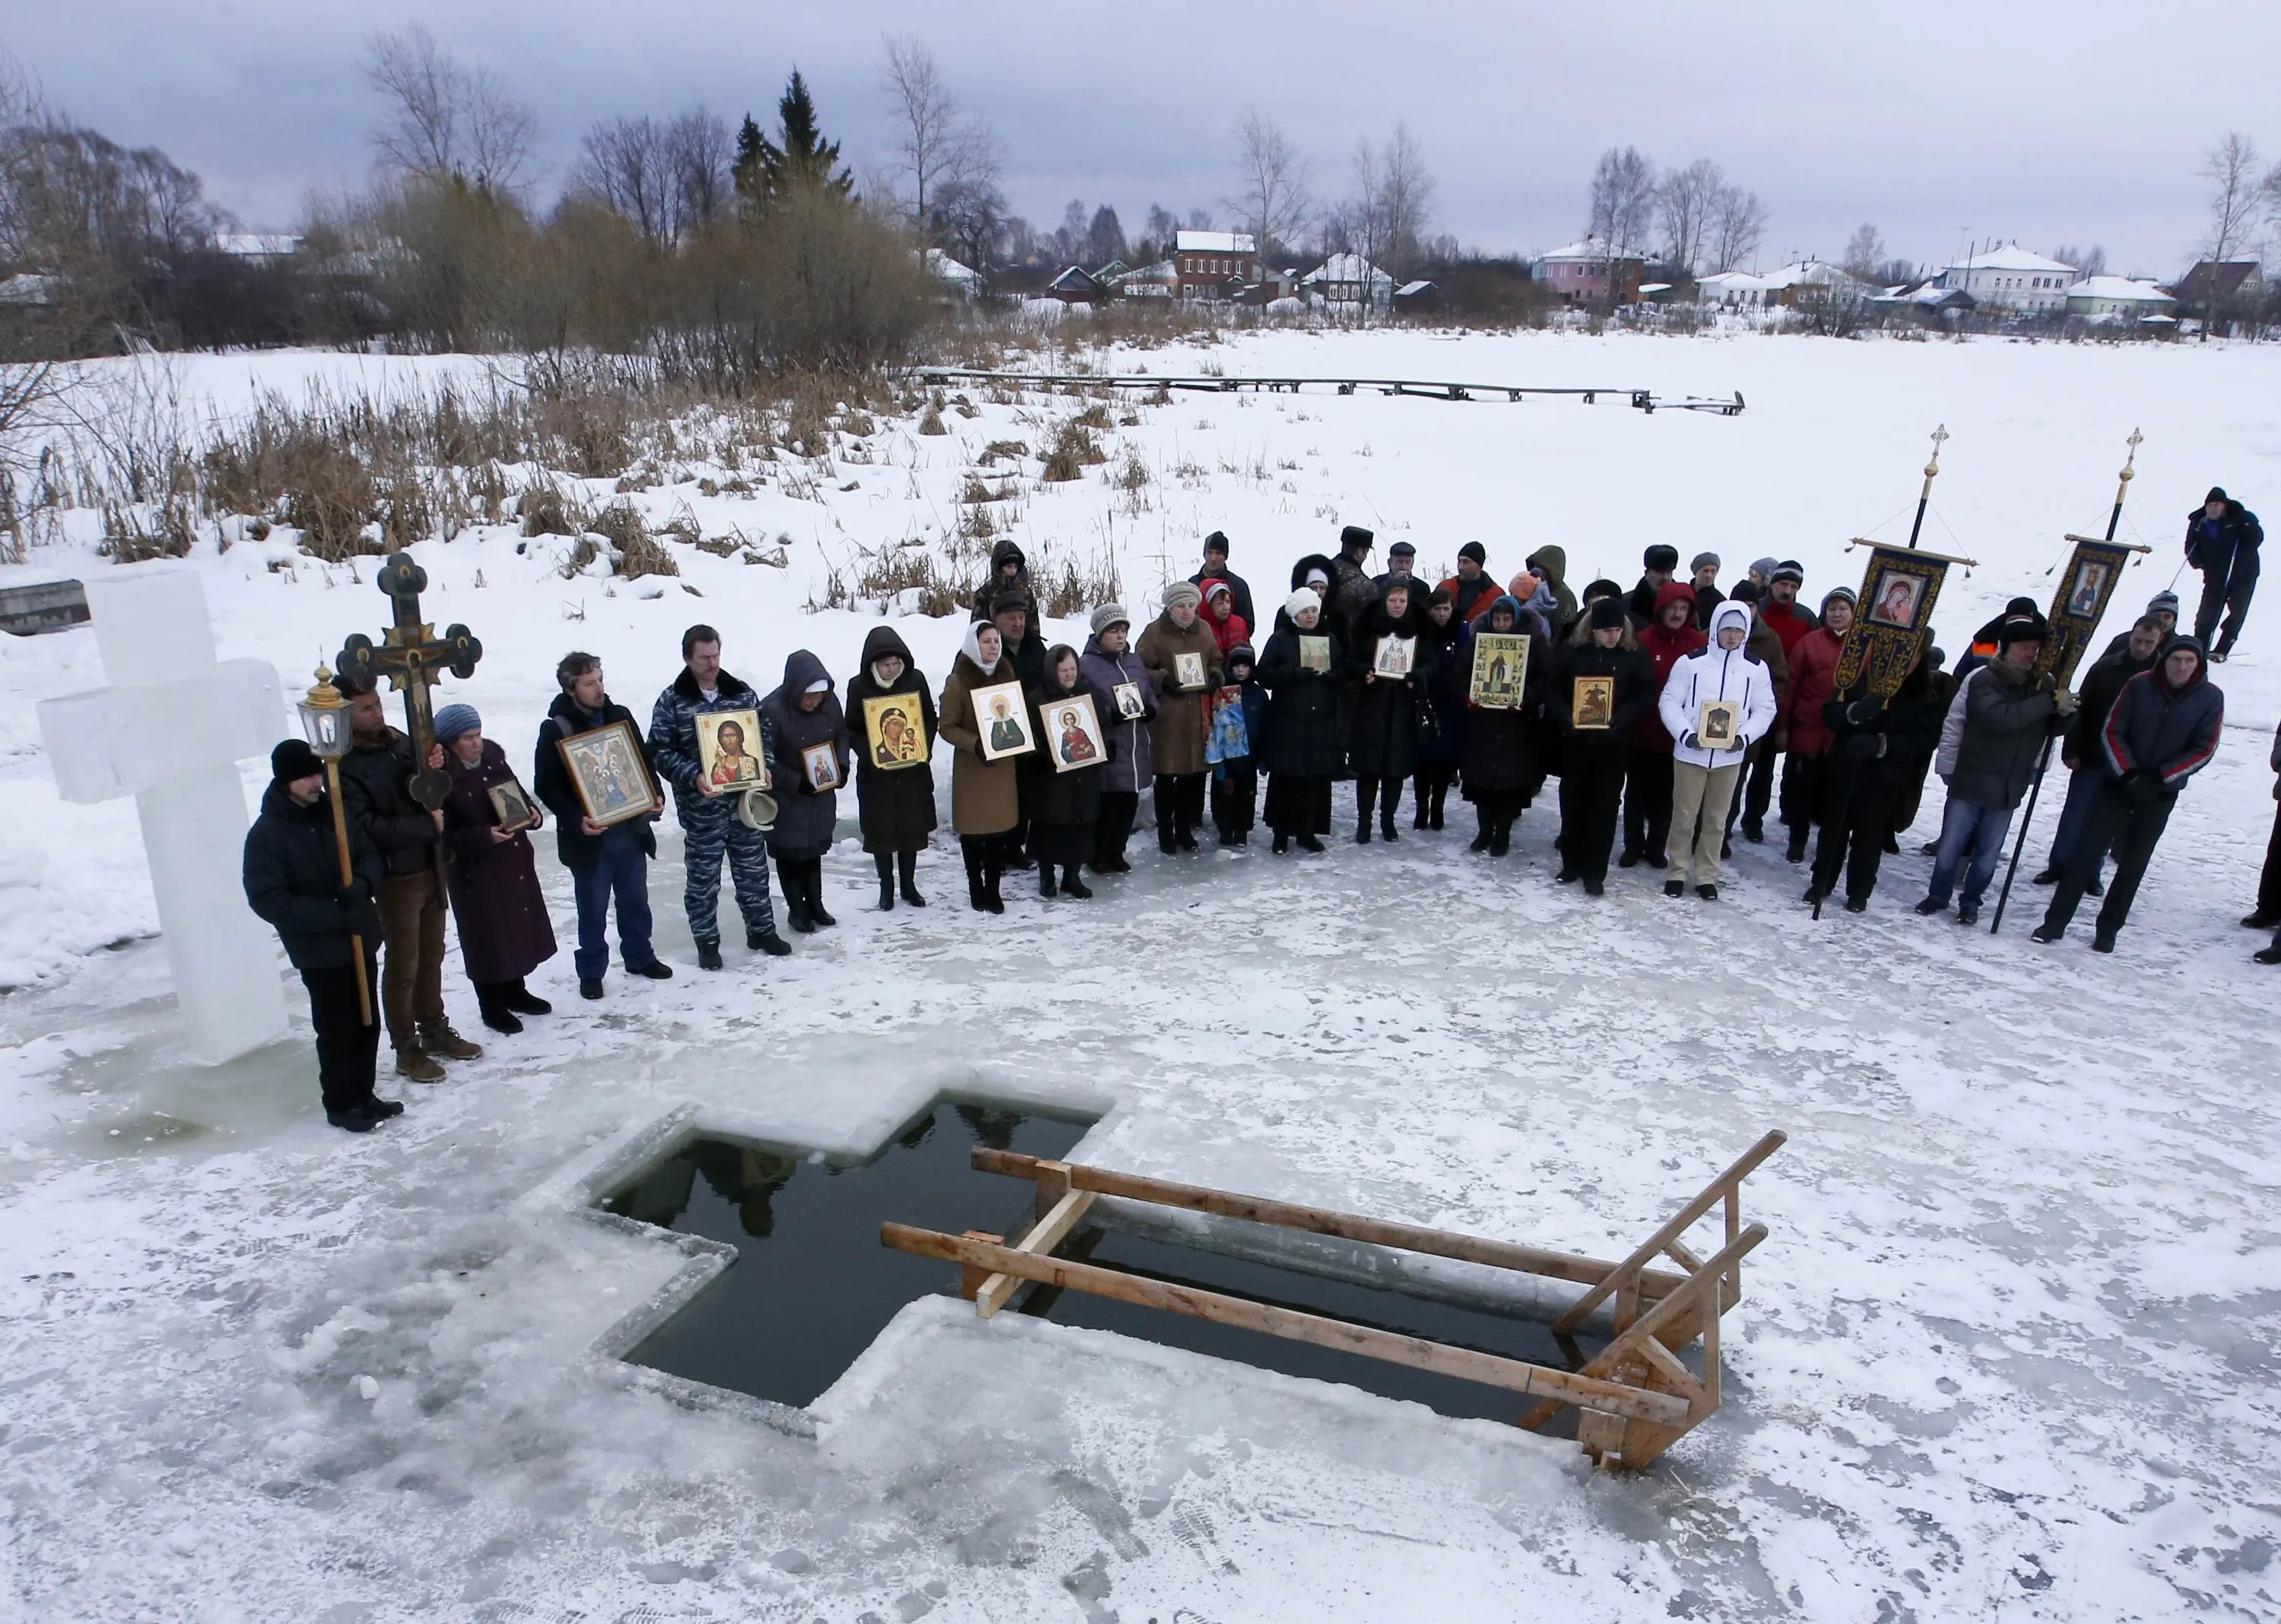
[2103,427,2141,544]
[1905,423,1948,551]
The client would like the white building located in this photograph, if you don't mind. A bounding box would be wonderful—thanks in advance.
[1301,253,1394,308]
[2064,276,2176,322]
[1696,271,1769,307]
[1936,246,2076,315]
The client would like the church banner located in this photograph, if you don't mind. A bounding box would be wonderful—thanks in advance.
[2037,534,2135,690]
[1830,543,1962,702]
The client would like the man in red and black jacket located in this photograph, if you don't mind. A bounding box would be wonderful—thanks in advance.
[2034,636,2223,953]
[1736,560,1819,842]
[1622,580,1705,868]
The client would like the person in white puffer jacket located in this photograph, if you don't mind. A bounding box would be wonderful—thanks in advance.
[1658,601,1781,899]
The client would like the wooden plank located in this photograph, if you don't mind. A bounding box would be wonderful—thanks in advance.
[881,1223,1692,1429]
[975,1188,1097,1319]
[1628,1333,1703,1401]
[1550,1131,1785,1337]
[969,1148,1690,1302]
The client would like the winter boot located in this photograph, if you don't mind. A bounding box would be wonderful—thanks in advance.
[1697,883,1719,902]
[1061,865,1093,899]
[964,844,989,912]
[1354,780,1375,844]
[362,1094,404,1121]
[420,1024,483,1061]
[475,985,522,1036]
[779,861,815,934]
[2031,867,2060,886]
[697,943,725,971]
[1664,879,1686,898]
[1040,864,1058,898]
[2254,943,2281,965]
[897,849,928,906]
[982,852,1006,915]
[630,961,672,980]
[326,1103,379,1133]
[1470,807,1493,853]
[747,928,792,956]
[579,977,605,1000]
[395,1048,445,1083]
[1489,817,1513,858]
[875,852,896,912]
[2091,928,2118,953]
[1379,782,1401,842]
[1272,831,1290,854]
[503,979,550,1016]
[806,862,836,928]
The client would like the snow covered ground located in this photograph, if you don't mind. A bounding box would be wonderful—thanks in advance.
[2,328,2277,1621]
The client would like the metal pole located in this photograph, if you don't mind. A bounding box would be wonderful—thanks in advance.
[1991,430,2140,934]
[1905,424,1948,550]
[325,758,375,1026]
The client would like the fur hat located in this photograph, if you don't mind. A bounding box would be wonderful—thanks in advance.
[1588,596,1629,631]
[432,703,481,744]
[1284,588,1323,621]
[1161,580,1202,611]
[1458,541,1487,565]
[1771,560,1805,586]
[1090,602,1130,635]
[1581,577,1623,603]
[1339,524,1375,552]
[271,738,322,782]
[1643,544,1680,572]
[1690,551,1720,573]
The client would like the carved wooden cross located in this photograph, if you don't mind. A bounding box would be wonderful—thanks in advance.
[335,552,483,810]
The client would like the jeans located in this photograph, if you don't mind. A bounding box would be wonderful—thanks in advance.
[302,956,381,1112]
[376,868,447,1050]
[572,825,656,979]
[1926,797,2014,909]
[2043,764,2108,882]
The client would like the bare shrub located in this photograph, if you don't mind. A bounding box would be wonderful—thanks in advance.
[519,482,576,536]
[1039,419,1105,483]
[592,503,679,577]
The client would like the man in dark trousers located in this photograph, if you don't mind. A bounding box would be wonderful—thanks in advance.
[534,652,673,1001]
[1809,649,1948,911]
[243,740,401,1133]
[1188,531,1256,633]
[2249,723,2281,937]
[338,677,482,1083]
[2032,614,2165,895]
[2186,487,2261,661]
[649,624,792,971]
[1550,597,1654,895]
[2034,636,2223,952]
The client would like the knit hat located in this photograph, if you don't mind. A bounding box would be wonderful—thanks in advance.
[2148,590,2181,617]
[1458,541,1486,565]
[271,738,322,783]
[1339,524,1375,552]
[2004,595,2037,617]
[2206,487,2228,504]
[1508,570,1541,601]
[1388,540,1416,559]
[1226,642,1256,670]
[1204,529,1231,556]
[433,703,481,744]
[1284,588,1322,621]
[1996,614,2046,649]
[1750,556,1779,580]
[1203,579,1233,601]
[1771,560,1805,586]
[1162,580,1202,611]
[1690,551,1720,573]
[1730,580,1762,604]
[1588,597,1628,631]
[1822,586,1857,614]
[1090,602,1130,635]
[1643,544,1680,572]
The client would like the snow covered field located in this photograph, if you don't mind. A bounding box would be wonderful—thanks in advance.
[2,328,2278,1621]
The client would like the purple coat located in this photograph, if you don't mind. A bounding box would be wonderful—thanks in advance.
[441,738,558,983]
[1079,636,1159,794]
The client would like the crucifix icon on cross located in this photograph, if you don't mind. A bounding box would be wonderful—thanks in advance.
[335,553,484,809]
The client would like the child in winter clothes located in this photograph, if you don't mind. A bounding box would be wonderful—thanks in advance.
[1207,642,1266,845]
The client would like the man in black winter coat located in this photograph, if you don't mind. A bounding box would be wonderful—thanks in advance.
[2035,637,2224,952]
[2186,487,2261,659]
[338,678,481,1083]
[1550,598,1654,894]
[1626,544,1682,630]
[1189,531,1257,633]
[1807,651,1946,910]
[243,740,399,1133]
[2032,614,2164,893]
[535,652,671,1001]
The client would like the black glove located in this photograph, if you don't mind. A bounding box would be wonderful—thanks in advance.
[2125,772,2168,804]
[1845,697,1882,726]
[1843,733,1886,760]
[795,780,817,796]
[1680,731,1701,751]
[335,879,370,909]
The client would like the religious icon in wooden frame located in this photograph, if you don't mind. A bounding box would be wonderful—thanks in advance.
[557,720,659,827]
[1047,693,1106,772]
[696,709,768,791]
[1468,633,1530,709]
[1697,699,1740,750]
[861,695,928,769]
[1572,675,1615,730]
[487,778,538,833]
[973,680,1036,761]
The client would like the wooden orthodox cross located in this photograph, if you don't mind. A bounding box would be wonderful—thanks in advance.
[335,552,483,810]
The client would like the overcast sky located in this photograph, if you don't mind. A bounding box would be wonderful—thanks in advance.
[11,1,2274,276]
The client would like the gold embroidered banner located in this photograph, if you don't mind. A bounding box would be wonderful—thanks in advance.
[1831,543,1963,701]
[2036,534,2135,690]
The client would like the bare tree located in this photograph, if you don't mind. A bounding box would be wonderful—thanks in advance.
[576,116,671,246]
[2199,132,2260,266]
[1226,112,1312,260]
[880,34,1000,245]
[1374,122,1435,278]
[1705,184,1767,274]
[1658,159,1723,274]
[2051,243,2106,278]
[1586,146,1656,303]
[363,26,534,196]
[1841,222,1886,280]
[666,109,732,233]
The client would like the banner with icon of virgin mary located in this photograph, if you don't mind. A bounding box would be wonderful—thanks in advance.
[1831,543,1962,702]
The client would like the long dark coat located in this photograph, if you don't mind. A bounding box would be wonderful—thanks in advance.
[1415,614,1469,769]
[1255,623,1347,776]
[845,626,939,855]
[440,738,558,983]
[760,649,852,860]
[1346,598,1428,780]
[1460,614,1551,801]
[1025,673,1109,863]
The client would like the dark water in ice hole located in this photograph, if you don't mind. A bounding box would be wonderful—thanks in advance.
[601,1105,1609,1430]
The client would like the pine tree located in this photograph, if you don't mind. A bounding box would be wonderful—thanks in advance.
[731,113,768,205]
[755,71,853,202]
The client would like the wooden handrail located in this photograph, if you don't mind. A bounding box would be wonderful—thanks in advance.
[882,1223,1692,1428]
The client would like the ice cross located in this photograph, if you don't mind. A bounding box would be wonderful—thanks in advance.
[37,569,287,1064]
[334,552,483,810]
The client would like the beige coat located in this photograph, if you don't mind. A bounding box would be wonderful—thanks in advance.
[1135,612,1223,776]
[937,654,1022,834]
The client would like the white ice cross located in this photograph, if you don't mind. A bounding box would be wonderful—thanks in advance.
[39,569,290,1063]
